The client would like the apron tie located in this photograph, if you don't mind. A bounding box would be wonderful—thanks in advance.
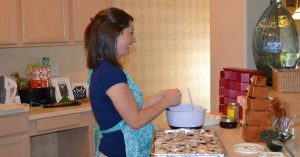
[93,121,125,157]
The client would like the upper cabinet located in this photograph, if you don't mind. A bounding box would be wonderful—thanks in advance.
[21,0,69,44]
[0,0,109,48]
[0,0,18,46]
[72,0,108,42]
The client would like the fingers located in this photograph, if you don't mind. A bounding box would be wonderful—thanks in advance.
[161,88,182,107]
[168,89,182,107]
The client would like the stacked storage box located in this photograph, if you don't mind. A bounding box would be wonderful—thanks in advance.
[28,67,50,88]
[219,67,262,119]
[241,76,274,142]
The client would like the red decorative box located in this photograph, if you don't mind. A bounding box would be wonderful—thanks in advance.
[235,82,249,91]
[219,87,225,96]
[223,67,262,83]
[219,96,224,104]
[229,80,236,90]
[219,78,225,88]
[28,67,50,80]
[229,71,238,81]
[219,104,227,115]
[219,67,262,116]
[229,89,238,98]
[224,89,230,97]
[29,80,49,88]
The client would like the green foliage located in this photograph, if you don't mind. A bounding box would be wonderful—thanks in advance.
[260,130,292,152]
[59,96,71,103]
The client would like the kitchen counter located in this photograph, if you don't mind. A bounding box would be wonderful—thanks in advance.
[1,102,293,157]
[0,103,29,116]
[208,125,264,157]
[29,102,94,157]
[29,102,92,120]
[0,102,94,157]
[155,122,287,157]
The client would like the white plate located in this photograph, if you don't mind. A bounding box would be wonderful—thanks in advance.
[257,152,286,157]
[233,143,266,154]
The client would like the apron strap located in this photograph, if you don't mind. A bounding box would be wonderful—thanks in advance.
[87,70,93,85]
[93,121,125,157]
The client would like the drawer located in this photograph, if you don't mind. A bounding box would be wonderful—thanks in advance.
[0,113,28,137]
[36,113,81,132]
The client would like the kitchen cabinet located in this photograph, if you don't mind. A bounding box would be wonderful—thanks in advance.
[1,103,95,157]
[21,0,69,44]
[0,0,109,48]
[0,0,18,46]
[72,0,108,42]
[0,108,30,157]
[29,103,94,157]
[0,135,30,157]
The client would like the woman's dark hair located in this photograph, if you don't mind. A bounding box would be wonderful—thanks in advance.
[84,7,133,69]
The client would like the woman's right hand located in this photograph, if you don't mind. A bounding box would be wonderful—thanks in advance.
[163,88,182,107]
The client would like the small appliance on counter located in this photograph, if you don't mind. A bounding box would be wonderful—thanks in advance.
[0,76,17,104]
[18,86,56,106]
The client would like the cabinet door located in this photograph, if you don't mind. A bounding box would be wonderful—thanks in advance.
[0,135,30,157]
[0,0,17,45]
[72,0,108,42]
[21,0,69,44]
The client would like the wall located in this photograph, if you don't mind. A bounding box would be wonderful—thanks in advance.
[210,0,248,112]
[210,0,270,112]
[110,0,210,124]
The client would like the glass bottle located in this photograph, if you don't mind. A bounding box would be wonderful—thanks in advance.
[252,0,299,86]
[42,57,51,67]
[227,102,239,121]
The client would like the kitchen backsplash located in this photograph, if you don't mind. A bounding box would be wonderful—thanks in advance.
[0,45,89,83]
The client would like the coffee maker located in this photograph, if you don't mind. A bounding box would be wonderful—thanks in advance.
[0,76,17,104]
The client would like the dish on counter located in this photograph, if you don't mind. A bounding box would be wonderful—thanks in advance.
[257,152,287,157]
[152,128,225,157]
[233,143,265,154]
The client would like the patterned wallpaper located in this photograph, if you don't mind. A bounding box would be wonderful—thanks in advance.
[111,0,210,123]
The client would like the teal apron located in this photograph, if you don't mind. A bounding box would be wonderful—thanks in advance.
[92,70,154,157]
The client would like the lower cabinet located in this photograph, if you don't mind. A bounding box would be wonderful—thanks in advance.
[0,108,30,157]
[0,104,93,157]
[0,135,30,157]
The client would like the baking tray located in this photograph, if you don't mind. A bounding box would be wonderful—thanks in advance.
[151,129,225,157]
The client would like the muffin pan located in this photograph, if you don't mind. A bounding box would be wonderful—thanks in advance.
[152,129,225,157]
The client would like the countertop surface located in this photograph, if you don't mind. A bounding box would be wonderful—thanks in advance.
[208,125,265,157]
[29,102,92,120]
[0,103,29,116]
[156,122,289,157]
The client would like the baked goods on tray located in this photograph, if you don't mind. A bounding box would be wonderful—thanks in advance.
[152,129,225,157]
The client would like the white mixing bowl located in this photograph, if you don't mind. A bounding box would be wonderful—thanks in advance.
[166,103,206,129]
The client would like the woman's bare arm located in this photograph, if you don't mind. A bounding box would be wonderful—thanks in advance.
[106,83,181,130]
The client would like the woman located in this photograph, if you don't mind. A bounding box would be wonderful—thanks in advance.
[84,7,182,157]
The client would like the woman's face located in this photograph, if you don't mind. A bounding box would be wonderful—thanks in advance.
[116,20,136,57]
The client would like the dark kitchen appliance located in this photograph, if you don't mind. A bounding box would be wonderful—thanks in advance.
[19,86,56,106]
